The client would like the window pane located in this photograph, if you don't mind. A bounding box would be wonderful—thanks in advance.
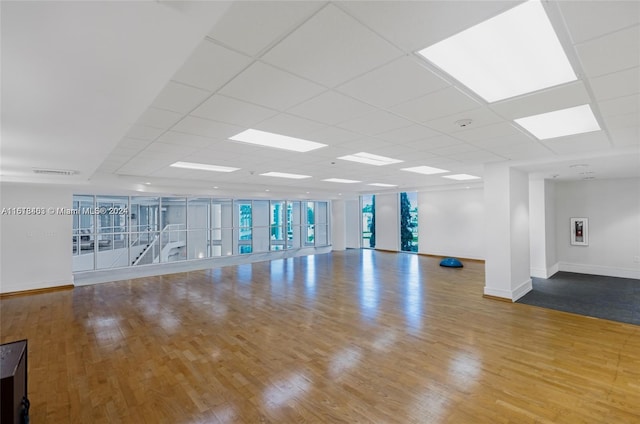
[287,202,301,249]
[305,202,315,246]
[361,195,375,249]
[400,192,418,252]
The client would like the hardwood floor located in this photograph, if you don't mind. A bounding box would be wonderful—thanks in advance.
[1,249,639,423]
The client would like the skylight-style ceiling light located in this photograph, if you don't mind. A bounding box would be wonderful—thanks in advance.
[229,129,327,152]
[170,161,239,172]
[337,152,403,166]
[323,178,361,184]
[368,183,398,187]
[442,174,481,181]
[417,0,576,102]
[260,171,311,179]
[514,104,601,140]
[401,166,449,175]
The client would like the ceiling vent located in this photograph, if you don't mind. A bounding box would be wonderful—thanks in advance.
[33,168,78,176]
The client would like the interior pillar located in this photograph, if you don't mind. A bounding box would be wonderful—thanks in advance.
[483,163,532,301]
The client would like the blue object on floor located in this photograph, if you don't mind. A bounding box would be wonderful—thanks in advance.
[440,257,463,268]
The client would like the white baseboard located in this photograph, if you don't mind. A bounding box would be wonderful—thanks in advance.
[484,278,532,302]
[531,263,560,279]
[0,277,73,294]
[558,262,640,280]
[512,278,532,301]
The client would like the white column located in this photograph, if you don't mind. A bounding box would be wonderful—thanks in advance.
[484,163,532,301]
[331,200,347,251]
[529,179,558,278]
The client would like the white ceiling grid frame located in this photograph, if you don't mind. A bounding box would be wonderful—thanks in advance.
[261,4,404,88]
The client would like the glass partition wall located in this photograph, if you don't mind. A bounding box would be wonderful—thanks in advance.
[72,196,330,272]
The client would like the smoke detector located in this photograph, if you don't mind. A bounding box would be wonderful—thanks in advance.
[455,119,473,128]
[33,168,78,176]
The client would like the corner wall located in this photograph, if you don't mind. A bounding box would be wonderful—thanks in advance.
[555,178,640,279]
[0,183,74,293]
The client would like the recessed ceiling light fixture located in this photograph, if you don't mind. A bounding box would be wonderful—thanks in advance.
[170,161,240,172]
[514,104,600,140]
[337,152,403,166]
[442,174,481,181]
[229,129,327,152]
[401,166,449,175]
[260,171,311,179]
[323,178,361,184]
[417,0,576,102]
[368,183,398,187]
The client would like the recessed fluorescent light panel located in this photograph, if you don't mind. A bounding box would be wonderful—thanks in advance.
[229,129,327,152]
[368,183,398,187]
[337,152,403,166]
[401,166,449,175]
[170,161,239,172]
[514,104,601,140]
[323,178,361,184]
[442,174,481,181]
[417,0,576,102]
[260,171,311,179]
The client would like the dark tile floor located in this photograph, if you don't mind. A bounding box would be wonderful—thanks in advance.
[517,272,640,325]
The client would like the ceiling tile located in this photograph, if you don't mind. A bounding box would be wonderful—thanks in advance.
[453,122,530,144]
[192,94,278,126]
[391,87,481,122]
[207,2,324,56]
[490,81,591,120]
[376,124,440,143]
[402,135,463,151]
[172,39,252,91]
[445,149,505,164]
[156,131,215,148]
[603,111,639,130]
[589,66,640,101]
[171,116,243,140]
[337,1,513,52]
[336,56,448,107]
[152,81,211,114]
[219,61,326,110]
[609,126,639,147]
[498,143,554,161]
[542,132,611,155]
[431,143,478,156]
[136,107,184,130]
[262,4,402,87]
[288,91,376,125]
[338,111,413,136]
[119,137,153,150]
[599,94,640,118]
[305,126,362,145]
[559,1,640,44]
[424,107,505,134]
[124,125,165,141]
[253,113,327,138]
[576,25,640,77]
[143,142,198,156]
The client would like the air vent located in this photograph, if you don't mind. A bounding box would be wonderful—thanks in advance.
[33,168,78,176]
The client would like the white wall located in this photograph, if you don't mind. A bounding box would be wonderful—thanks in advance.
[483,164,532,301]
[374,193,399,251]
[0,183,74,293]
[555,178,640,279]
[331,200,346,250]
[344,199,360,249]
[529,179,558,278]
[417,188,484,260]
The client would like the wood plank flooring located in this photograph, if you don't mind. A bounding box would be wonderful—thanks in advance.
[1,249,639,423]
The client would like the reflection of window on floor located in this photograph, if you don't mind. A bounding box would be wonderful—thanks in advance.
[71,196,330,272]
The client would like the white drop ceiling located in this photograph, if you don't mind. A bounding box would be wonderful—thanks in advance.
[1,1,639,198]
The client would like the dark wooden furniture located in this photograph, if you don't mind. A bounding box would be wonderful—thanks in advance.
[1,339,28,424]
